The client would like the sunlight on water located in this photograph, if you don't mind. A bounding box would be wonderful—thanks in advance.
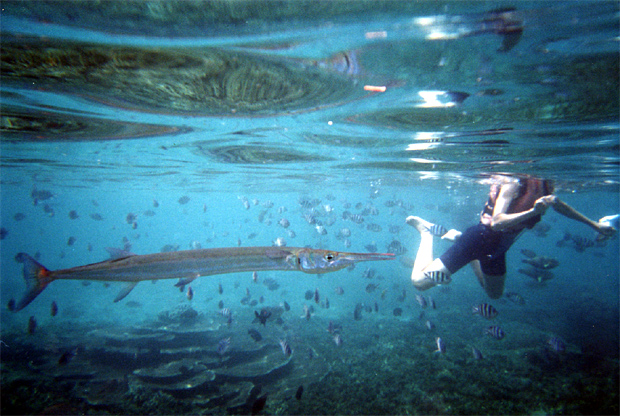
[1,1,618,415]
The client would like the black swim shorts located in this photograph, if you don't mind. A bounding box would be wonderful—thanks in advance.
[439,223,519,276]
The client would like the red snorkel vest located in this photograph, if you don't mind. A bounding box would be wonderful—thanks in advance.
[482,177,553,230]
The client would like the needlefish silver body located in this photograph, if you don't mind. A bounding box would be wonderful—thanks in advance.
[13,246,395,311]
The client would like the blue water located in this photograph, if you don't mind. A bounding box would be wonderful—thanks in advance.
[1,1,618,415]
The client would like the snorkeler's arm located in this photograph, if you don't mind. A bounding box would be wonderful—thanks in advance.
[545,196,617,237]
[487,183,548,231]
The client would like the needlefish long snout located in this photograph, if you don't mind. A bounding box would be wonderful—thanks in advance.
[12,246,395,311]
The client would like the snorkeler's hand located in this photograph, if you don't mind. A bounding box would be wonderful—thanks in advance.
[441,229,462,242]
[532,196,552,214]
[595,222,617,241]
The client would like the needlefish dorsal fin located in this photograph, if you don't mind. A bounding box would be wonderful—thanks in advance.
[114,282,138,302]
[105,247,137,261]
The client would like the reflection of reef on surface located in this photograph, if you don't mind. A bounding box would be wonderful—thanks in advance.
[193,144,334,164]
[1,40,360,116]
[0,108,191,142]
[350,52,619,129]
[4,0,452,38]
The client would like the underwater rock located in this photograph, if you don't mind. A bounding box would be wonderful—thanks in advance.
[157,305,200,325]
[133,358,208,383]
[132,359,215,392]
[214,344,292,380]
[78,377,130,406]
[86,327,176,348]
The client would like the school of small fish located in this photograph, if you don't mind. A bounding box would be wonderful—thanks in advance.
[5,187,603,377]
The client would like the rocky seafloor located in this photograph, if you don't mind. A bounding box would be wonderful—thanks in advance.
[1,302,618,415]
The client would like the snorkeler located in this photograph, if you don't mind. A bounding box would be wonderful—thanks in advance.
[406,175,617,299]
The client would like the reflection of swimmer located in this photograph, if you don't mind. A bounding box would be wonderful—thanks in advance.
[468,8,524,52]
[412,7,523,52]
[406,175,617,299]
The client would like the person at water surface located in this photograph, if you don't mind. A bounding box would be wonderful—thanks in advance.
[406,174,617,299]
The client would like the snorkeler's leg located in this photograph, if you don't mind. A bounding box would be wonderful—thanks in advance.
[470,260,485,287]
[470,260,506,299]
[406,216,452,290]
[406,216,435,272]
[482,273,506,299]
[412,258,452,291]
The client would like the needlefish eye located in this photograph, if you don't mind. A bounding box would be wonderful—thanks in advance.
[325,252,336,261]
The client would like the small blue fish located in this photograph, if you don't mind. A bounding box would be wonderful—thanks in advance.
[547,336,566,353]
[485,326,505,340]
[58,348,78,366]
[505,291,526,305]
[248,328,262,342]
[27,316,37,334]
[301,305,311,320]
[279,339,292,356]
[217,337,231,355]
[415,294,428,308]
[434,337,446,354]
[471,347,484,360]
[472,303,498,319]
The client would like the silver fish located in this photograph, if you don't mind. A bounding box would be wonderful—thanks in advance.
[13,247,394,311]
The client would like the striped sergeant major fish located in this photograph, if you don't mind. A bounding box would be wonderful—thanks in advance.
[485,326,505,340]
[428,224,448,237]
[11,247,395,311]
[472,303,499,319]
[547,336,566,353]
[424,270,451,284]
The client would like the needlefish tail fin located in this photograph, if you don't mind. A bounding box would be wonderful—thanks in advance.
[14,253,54,311]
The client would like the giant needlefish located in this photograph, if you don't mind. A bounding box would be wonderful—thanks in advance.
[12,246,394,311]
